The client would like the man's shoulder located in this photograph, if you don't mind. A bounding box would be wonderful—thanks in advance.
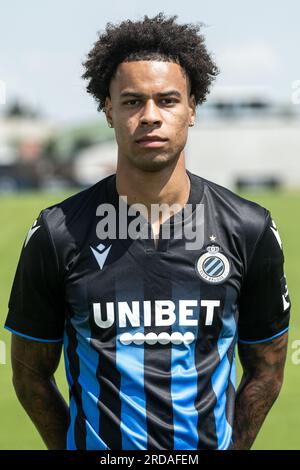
[194,172,270,226]
[40,173,115,229]
[190,172,271,253]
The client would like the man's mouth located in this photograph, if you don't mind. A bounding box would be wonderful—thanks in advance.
[135,135,168,148]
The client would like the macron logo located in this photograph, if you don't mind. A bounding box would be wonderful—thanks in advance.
[90,243,112,269]
[25,220,40,247]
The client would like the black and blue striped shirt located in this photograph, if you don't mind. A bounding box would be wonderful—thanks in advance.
[4,171,291,449]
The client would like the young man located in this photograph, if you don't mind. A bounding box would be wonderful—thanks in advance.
[5,13,291,450]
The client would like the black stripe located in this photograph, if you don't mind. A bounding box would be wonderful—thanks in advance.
[144,254,174,449]
[226,336,237,428]
[66,317,87,449]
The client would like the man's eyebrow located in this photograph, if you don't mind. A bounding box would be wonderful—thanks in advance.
[157,91,182,98]
[120,90,182,98]
[120,92,144,98]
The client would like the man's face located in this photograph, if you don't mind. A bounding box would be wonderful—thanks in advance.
[105,60,196,172]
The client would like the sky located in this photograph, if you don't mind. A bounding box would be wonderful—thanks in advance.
[0,0,299,123]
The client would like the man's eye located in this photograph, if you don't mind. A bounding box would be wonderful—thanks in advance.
[160,98,177,105]
[124,100,140,106]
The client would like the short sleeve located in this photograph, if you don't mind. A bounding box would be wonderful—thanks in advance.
[4,211,65,342]
[238,212,291,344]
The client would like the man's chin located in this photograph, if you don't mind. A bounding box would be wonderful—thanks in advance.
[129,152,178,172]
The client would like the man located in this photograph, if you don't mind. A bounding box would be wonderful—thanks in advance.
[5,13,291,450]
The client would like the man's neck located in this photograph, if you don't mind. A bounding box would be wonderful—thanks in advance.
[115,157,190,219]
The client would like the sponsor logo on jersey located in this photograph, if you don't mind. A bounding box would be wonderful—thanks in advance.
[119,331,195,346]
[91,299,221,345]
[196,245,230,284]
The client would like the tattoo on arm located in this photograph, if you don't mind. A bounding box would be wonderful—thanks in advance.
[232,331,288,450]
[11,335,69,450]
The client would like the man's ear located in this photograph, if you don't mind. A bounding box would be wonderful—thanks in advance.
[188,94,196,124]
[104,96,113,127]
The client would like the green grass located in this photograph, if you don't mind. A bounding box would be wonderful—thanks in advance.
[0,191,73,450]
[0,189,299,449]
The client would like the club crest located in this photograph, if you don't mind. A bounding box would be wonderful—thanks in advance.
[196,245,230,284]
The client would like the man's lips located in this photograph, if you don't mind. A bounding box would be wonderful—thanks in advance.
[135,136,168,147]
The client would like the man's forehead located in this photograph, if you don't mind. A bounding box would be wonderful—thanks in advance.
[111,60,188,93]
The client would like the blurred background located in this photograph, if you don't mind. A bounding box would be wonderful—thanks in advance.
[0,0,299,449]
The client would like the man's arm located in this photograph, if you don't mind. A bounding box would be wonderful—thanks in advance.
[11,334,69,450]
[232,331,288,450]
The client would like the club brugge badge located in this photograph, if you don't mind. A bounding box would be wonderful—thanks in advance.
[196,245,230,284]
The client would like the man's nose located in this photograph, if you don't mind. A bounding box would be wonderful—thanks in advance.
[139,100,162,126]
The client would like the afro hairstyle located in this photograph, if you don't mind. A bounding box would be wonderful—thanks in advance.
[82,12,219,112]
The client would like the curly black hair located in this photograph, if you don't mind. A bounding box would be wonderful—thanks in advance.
[82,12,219,112]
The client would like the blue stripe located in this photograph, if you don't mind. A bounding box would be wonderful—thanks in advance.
[208,261,223,276]
[211,289,237,450]
[70,311,105,450]
[67,397,77,450]
[4,326,63,343]
[238,327,289,344]
[115,278,147,450]
[85,421,108,449]
[64,328,76,450]
[171,286,199,450]
[204,257,219,271]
